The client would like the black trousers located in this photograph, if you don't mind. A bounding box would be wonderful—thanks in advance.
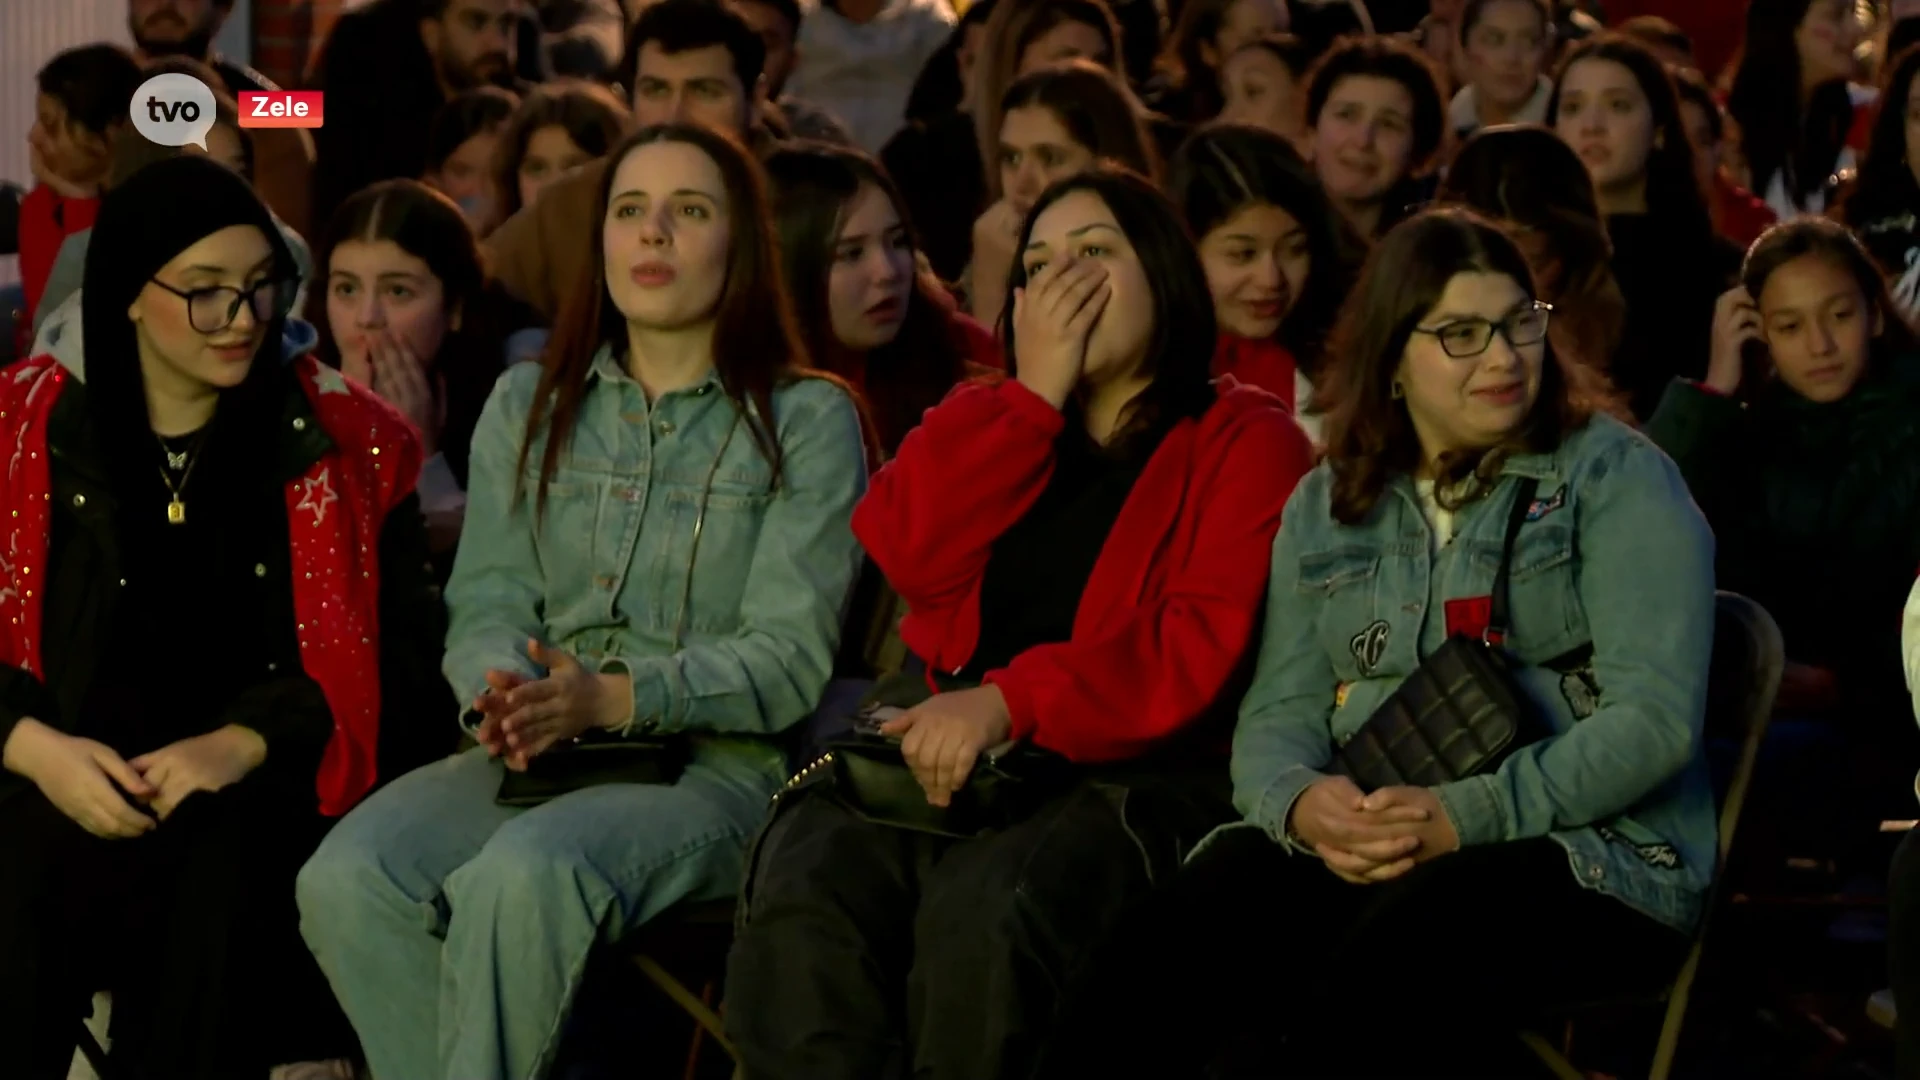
[0,774,339,1080]
[724,773,1232,1080]
[1039,827,1691,1078]
[1889,828,1920,1079]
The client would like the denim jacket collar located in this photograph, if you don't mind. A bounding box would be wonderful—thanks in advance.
[584,343,725,400]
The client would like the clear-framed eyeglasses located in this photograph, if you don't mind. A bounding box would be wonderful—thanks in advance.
[1411,300,1554,359]
[148,276,297,334]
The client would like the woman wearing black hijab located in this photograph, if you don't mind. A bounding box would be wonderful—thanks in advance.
[0,156,447,1077]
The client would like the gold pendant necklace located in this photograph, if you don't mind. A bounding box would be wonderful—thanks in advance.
[156,432,207,525]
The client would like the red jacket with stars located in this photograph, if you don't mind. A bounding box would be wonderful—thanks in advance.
[853,376,1315,763]
[0,353,423,815]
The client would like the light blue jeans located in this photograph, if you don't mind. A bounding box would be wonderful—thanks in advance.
[296,740,784,1080]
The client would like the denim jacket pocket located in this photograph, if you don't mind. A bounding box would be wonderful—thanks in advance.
[530,467,610,601]
[1469,522,1583,660]
[1297,547,1384,679]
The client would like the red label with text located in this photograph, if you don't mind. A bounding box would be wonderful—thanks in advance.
[1444,596,1494,640]
[238,90,324,129]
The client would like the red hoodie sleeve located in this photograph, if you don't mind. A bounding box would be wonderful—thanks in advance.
[852,377,1064,617]
[18,185,98,322]
[983,404,1315,762]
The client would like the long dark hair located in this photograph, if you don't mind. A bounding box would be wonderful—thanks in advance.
[996,60,1163,193]
[1845,43,1920,226]
[973,0,1125,191]
[317,179,501,487]
[1318,207,1593,524]
[520,124,811,512]
[1159,0,1252,120]
[491,80,630,221]
[765,144,965,457]
[1726,0,1857,208]
[1741,217,1920,372]
[1548,35,1714,244]
[1000,166,1218,455]
[1167,122,1363,374]
[1437,124,1626,375]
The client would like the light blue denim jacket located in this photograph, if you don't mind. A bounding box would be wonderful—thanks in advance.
[443,347,868,757]
[1230,414,1718,932]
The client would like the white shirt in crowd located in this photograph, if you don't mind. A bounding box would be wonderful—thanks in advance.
[785,0,956,153]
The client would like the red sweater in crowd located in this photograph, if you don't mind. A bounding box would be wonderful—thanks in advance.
[853,376,1315,763]
[1212,334,1299,410]
[17,185,99,327]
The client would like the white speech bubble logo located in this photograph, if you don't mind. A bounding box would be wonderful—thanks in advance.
[130,73,216,150]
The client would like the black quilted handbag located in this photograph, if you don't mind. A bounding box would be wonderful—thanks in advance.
[1331,477,1545,792]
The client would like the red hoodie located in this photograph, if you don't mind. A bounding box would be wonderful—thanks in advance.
[18,185,99,327]
[853,376,1314,762]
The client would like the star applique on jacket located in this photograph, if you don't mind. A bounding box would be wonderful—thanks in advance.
[296,468,338,526]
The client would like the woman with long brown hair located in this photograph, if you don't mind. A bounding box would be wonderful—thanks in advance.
[296,124,870,1080]
[1045,208,1715,1076]
[969,59,1164,329]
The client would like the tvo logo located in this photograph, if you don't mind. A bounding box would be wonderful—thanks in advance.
[130,73,216,149]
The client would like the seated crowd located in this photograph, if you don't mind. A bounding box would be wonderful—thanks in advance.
[8,0,1920,1078]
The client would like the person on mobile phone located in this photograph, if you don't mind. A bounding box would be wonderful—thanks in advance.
[1647,217,1920,863]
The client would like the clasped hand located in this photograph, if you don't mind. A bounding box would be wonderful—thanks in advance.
[474,639,634,771]
[877,685,1013,808]
[1,718,266,839]
[1288,776,1460,884]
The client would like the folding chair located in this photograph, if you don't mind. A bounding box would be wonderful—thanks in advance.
[622,899,743,1080]
[615,676,876,1080]
[1522,590,1784,1080]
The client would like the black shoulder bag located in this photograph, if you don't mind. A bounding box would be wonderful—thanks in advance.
[1330,477,1545,792]
[793,671,1077,839]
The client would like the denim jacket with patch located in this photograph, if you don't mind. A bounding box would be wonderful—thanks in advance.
[443,347,868,752]
[1231,414,1718,932]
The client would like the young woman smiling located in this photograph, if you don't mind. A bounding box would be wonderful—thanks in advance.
[297,125,869,1080]
[726,166,1313,1080]
[1169,122,1363,438]
[1301,34,1446,239]
[1550,33,1741,419]
[1047,208,1713,1077]
[1437,124,1628,384]
[0,155,441,1080]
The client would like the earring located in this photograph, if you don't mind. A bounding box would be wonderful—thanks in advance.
[1391,381,1405,400]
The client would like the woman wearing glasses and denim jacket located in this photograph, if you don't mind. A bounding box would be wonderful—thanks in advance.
[0,156,447,1079]
[1043,208,1719,1077]
[296,125,870,1080]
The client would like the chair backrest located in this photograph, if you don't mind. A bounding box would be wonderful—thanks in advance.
[1703,590,1785,864]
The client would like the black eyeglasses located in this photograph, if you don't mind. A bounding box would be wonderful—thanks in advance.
[149,276,297,334]
[1412,301,1554,359]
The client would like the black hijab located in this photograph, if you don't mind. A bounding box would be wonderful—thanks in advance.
[80,155,296,499]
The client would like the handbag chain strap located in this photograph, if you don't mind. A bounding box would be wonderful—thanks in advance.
[1482,476,1542,647]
